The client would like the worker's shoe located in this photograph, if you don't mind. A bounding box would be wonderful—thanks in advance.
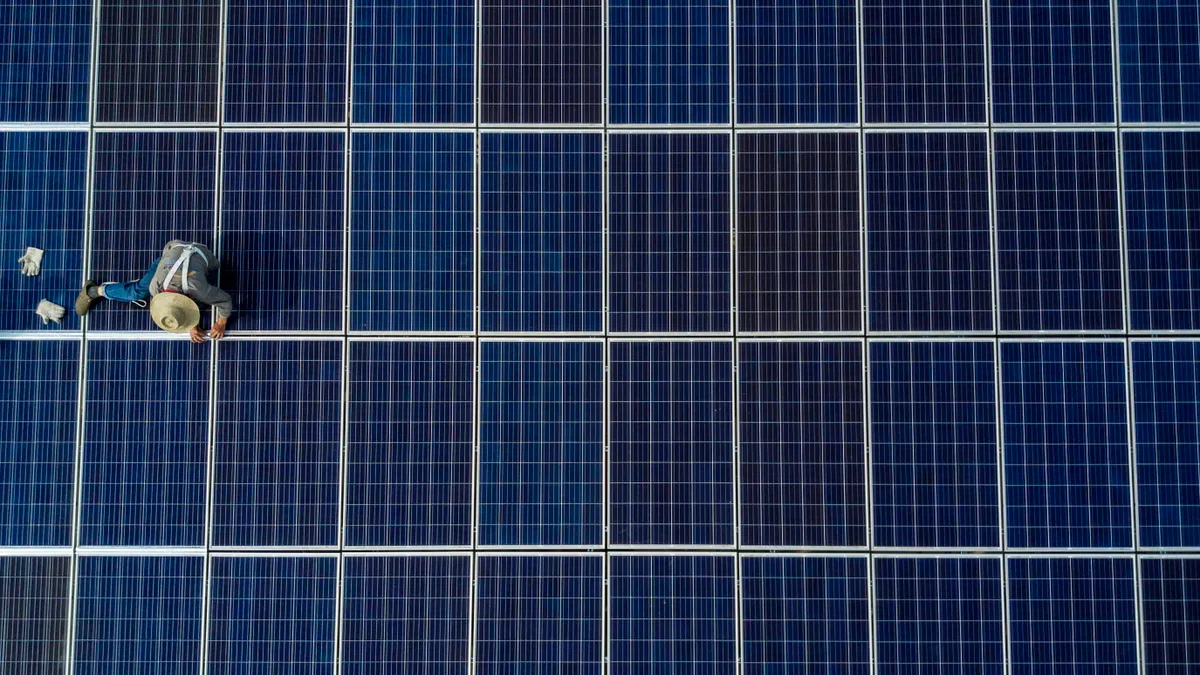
[75,281,102,316]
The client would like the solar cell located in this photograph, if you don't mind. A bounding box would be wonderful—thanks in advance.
[865,132,993,333]
[870,341,1000,548]
[994,131,1124,331]
[345,341,473,548]
[0,1,91,122]
[80,340,208,547]
[609,133,731,333]
[1124,131,1200,331]
[475,555,603,674]
[874,557,1005,674]
[741,556,871,675]
[96,0,220,123]
[1131,341,1200,548]
[609,0,731,124]
[480,341,603,547]
[352,0,474,124]
[610,341,735,546]
[0,131,87,331]
[221,132,345,332]
[207,556,337,675]
[1140,557,1200,674]
[73,556,203,675]
[736,132,861,333]
[738,341,867,548]
[0,556,69,675]
[341,555,470,675]
[481,0,601,124]
[89,131,217,332]
[213,340,341,547]
[1001,341,1133,549]
[480,133,603,332]
[1117,0,1200,123]
[350,132,473,332]
[735,0,858,124]
[1007,557,1138,675]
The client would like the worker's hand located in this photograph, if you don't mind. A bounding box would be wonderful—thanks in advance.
[209,318,227,341]
[189,326,205,344]
[18,247,44,276]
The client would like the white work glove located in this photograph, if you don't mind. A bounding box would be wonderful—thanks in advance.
[18,247,44,276]
[35,299,65,325]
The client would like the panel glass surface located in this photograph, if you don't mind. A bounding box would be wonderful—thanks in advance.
[0,556,70,675]
[1140,557,1200,674]
[1118,0,1200,123]
[0,1,91,122]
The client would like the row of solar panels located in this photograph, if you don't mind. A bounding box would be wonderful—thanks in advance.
[3,0,1199,125]
[5,128,1199,333]
[1,553,1193,674]
[3,337,1199,550]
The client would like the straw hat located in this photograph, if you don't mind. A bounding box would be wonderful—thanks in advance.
[149,292,201,333]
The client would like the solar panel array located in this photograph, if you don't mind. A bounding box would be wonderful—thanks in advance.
[1,0,1200,673]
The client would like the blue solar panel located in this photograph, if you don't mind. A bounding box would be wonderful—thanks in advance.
[345,341,473,548]
[741,556,870,675]
[207,556,337,675]
[213,340,341,547]
[1124,131,1200,331]
[481,0,601,124]
[1001,341,1133,549]
[735,0,858,124]
[609,0,731,124]
[224,0,348,123]
[866,132,993,333]
[737,132,861,333]
[221,132,345,332]
[610,555,737,674]
[475,555,603,674]
[990,0,1115,124]
[609,133,731,333]
[862,0,987,124]
[96,0,220,123]
[80,340,208,547]
[1141,557,1200,674]
[0,556,69,674]
[89,132,217,332]
[738,341,866,547]
[480,341,603,546]
[352,0,474,124]
[874,557,1005,674]
[1131,341,1200,548]
[610,341,734,546]
[0,1,90,121]
[1008,557,1138,675]
[0,131,86,331]
[1117,0,1200,123]
[73,556,203,675]
[341,555,470,675]
[994,131,1124,332]
[870,341,1000,549]
[481,133,603,332]
[0,340,76,548]
[351,132,473,332]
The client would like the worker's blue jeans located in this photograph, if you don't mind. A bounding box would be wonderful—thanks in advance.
[102,257,160,304]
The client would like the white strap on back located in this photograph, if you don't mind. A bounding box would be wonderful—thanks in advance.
[164,244,209,292]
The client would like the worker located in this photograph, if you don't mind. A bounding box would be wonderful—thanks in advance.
[75,240,232,343]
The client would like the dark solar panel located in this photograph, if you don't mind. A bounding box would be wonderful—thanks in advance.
[1117,0,1200,123]
[1140,557,1200,674]
[0,556,70,675]
[0,1,91,122]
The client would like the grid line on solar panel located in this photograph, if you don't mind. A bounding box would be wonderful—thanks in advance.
[737,341,867,548]
[1117,0,1200,123]
[0,131,87,332]
[1007,557,1139,675]
[95,0,220,123]
[73,556,203,675]
[993,131,1124,331]
[89,132,217,332]
[609,133,731,333]
[345,341,473,548]
[1001,341,1133,549]
[1124,131,1200,331]
[736,132,862,333]
[213,340,342,548]
[865,132,994,332]
[0,556,69,675]
[1140,557,1200,674]
[352,0,474,124]
[0,1,91,122]
[609,0,731,124]
[480,133,603,332]
[480,0,602,124]
[479,342,604,547]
